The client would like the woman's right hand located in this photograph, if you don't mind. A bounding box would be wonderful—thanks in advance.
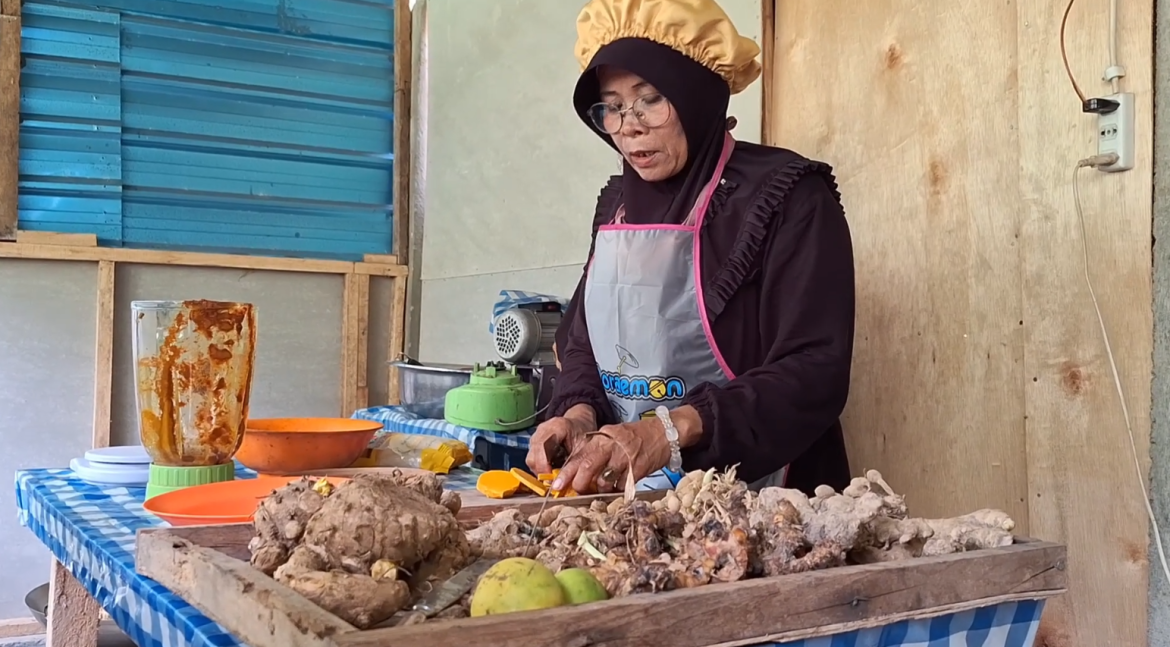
[526,404,597,474]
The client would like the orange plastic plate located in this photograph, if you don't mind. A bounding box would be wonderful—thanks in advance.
[142,476,349,526]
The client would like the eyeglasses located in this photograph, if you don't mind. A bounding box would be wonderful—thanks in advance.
[587,93,673,134]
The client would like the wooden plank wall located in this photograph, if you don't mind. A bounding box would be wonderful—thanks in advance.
[768,1,1153,645]
[0,0,18,241]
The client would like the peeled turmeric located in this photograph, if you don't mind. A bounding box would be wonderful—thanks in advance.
[510,469,549,497]
[476,470,521,499]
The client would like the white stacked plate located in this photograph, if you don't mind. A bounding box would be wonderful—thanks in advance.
[69,445,153,487]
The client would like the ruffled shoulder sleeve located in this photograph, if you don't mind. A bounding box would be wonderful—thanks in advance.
[704,159,841,318]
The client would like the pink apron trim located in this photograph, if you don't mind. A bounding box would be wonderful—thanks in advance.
[694,134,737,380]
[605,133,738,381]
[599,223,693,232]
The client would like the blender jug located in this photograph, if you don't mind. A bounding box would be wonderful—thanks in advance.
[132,300,257,498]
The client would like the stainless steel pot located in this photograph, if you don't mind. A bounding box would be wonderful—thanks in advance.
[392,361,472,406]
[389,360,559,423]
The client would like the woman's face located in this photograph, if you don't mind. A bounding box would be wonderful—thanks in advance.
[595,67,688,182]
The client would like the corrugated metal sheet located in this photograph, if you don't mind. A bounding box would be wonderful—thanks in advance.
[19,0,395,260]
[18,3,123,244]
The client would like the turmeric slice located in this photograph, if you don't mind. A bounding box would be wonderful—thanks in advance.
[509,468,549,497]
[534,469,576,497]
[476,470,521,499]
[537,470,560,483]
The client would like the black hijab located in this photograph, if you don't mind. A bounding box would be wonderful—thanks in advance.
[573,38,732,225]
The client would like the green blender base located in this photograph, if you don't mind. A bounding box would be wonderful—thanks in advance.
[444,363,536,432]
[146,462,236,500]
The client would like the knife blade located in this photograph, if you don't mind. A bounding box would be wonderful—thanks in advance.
[544,436,569,469]
[411,559,499,616]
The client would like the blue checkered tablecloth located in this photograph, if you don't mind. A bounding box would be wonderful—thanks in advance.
[14,464,479,647]
[15,465,1047,647]
[353,405,532,450]
[775,601,1046,646]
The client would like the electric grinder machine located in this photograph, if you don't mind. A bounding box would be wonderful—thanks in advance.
[442,301,562,433]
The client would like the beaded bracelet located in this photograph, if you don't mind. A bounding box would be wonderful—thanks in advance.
[654,405,684,473]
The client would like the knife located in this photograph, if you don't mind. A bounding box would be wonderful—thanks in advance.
[544,436,569,469]
[411,559,500,616]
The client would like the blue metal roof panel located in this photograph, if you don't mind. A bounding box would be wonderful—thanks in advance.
[99,0,394,46]
[18,3,123,244]
[117,7,394,259]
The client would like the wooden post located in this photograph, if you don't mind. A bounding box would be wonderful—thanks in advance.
[0,0,20,241]
[340,272,370,416]
[391,0,411,258]
[92,260,115,448]
[760,0,774,145]
[387,276,407,405]
[46,560,100,647]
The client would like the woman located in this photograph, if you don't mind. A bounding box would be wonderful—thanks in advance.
[529,0,855,496]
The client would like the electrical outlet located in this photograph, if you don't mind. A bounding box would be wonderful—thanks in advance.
[1097,92,1135,172]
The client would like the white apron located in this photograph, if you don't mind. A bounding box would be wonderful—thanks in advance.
[583,134,789,491]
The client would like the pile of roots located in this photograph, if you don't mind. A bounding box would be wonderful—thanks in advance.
[247,468,1015,627]
[466,467,1015,597]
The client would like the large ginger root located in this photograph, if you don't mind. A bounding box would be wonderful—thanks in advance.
[249,478,328,575]
[276,544,412,629]
[250,470,461,575]
[751,470,1014,565]
[255,473,471,629]
[750,471,920,555]
[921,509,1015,555]
[360,468,464,516]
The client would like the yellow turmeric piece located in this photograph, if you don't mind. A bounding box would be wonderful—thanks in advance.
[476,470,521,499]
[510,468,549,497]
[533,469,576,497]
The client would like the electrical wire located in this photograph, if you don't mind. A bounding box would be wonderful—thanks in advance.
[1071,156,1170,587]
[1060,0,1086,102]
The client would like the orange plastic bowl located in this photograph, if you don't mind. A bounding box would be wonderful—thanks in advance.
[142,476,350,526]
[235,417,382,476]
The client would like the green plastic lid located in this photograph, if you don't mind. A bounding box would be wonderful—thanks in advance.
[146,462,235,500]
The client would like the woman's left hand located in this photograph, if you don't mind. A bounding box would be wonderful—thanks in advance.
[552,417,671,494]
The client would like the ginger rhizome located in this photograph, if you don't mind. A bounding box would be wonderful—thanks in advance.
[249,471,470,628]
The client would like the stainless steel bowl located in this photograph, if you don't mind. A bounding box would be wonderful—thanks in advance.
[391,361,472,407]
[389,361,557,422]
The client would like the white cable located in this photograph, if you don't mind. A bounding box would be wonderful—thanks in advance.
[1072,157,1169,586]
[1105,0,1124,93]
